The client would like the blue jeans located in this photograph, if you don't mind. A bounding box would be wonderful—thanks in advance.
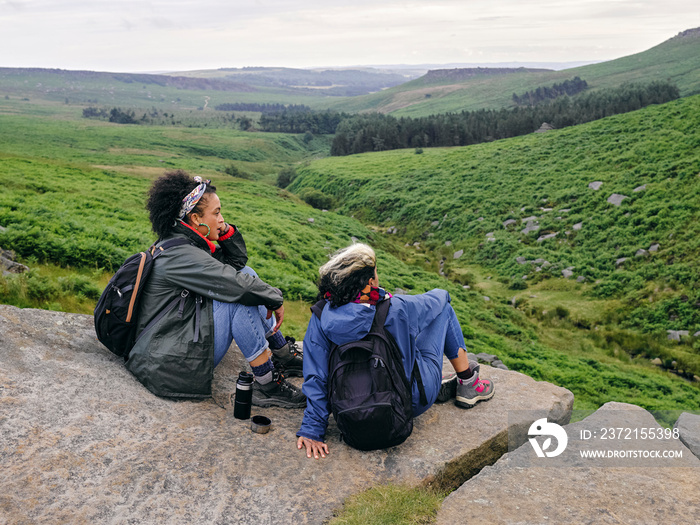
[212,266,275,367]
[412,303,465,414]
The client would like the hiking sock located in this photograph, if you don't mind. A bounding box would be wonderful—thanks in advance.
[251,358,275,385]
[266,331,287,350]
[457,367,474,381]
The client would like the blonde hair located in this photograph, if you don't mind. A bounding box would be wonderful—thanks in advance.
[318,243,377,306]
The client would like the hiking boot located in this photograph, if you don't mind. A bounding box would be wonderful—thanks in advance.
[436,372,457,403]
[455,364,495,409]
[270,336,304,377]
[252,371,306,409]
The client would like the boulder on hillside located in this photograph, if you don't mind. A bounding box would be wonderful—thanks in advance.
[667,330,690,341]
[607,193,628,206]
[453,249,464,259]
[1,248,29,274]
[0,305,574,524]
[633,184,647,192]
[534,122,555,133]
[588,181,603,190]
[438,403,700,525]
[521,221,540,235]
[536,232,557,242]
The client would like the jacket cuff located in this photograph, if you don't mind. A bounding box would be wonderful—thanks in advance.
[296,430,325,442]
[218,224,236,242]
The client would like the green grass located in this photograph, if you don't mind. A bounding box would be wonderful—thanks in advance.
[329,484,444,525]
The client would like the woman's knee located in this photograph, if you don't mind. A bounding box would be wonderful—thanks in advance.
[240,266,258,278]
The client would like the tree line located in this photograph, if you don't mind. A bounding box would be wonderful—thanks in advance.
[330,81,680,156]
[512,76,588,106]
[213,102,311,113]
[257,110,351,134]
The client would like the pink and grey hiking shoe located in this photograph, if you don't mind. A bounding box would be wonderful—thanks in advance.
[455,364,494,408]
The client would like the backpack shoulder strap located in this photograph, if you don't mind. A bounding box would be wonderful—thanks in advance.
[310,299,327,319]
[373,298,428,406]
[372,298,391,329]
[150,237,192,257]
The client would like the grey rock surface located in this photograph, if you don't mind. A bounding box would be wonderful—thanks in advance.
[675,412,700,459]
[521,221,539,235]
[649,243,660,252]
[438,403,700,525]
[536,232,557,242]
[607,193,628,206]
[633,184,647,192]
[0,248,29,275]
[572,221,583,231]
[562,269,574,279]
[588,181,603,190]
[453,249,464,259]
[0,305,573,525]
[502,219,517,228]
[667,329,690,341]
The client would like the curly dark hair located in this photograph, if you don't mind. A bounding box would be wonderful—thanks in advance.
[146,170,217,239]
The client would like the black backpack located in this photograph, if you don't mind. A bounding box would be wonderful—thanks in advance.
[311,298,427,451]
[94,238,190,359]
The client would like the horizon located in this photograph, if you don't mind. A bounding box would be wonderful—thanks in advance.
[1,1,698,73]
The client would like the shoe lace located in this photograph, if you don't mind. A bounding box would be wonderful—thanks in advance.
[285,336,303,357]
[273,371,296,393]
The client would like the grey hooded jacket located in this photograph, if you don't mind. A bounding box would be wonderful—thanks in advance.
[126,223,283,398]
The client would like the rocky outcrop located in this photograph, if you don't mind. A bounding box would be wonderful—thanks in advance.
[438,402,700,524]
[0,305,573,524]
[675,412,700,459]
[0,248,29,275]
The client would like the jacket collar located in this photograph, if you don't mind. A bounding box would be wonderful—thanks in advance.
[174,221,216,254]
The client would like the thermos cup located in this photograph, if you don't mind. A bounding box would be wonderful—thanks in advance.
[233,371,254,420]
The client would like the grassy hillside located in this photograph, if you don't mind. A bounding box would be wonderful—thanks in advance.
[1,101,698,415]
[0,102,330,183]
[0,67,327,113]
[324,28,700,117]
[290,95,700,381]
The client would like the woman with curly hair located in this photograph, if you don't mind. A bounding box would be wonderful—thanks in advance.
[296,243,494,458]
[126,170,305,408]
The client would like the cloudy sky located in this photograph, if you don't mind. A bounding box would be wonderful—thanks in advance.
[1,0,698,72]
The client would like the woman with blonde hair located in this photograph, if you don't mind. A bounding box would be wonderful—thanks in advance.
[297,243,494,458]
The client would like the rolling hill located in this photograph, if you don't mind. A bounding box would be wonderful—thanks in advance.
[324,27,700,117]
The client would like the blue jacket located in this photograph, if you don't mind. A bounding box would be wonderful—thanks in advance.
[297,289,452,442]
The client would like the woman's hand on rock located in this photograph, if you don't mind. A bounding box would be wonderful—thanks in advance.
[297,436,329,459]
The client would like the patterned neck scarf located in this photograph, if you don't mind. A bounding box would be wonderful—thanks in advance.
[354,285,392,305]
[178,176,211,220]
